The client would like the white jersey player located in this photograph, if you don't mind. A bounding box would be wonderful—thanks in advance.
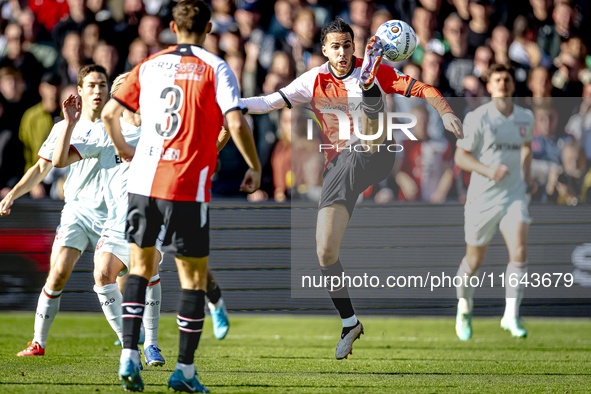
[454,64,537,340]
[52,73,166,367]
[3,65,109,357]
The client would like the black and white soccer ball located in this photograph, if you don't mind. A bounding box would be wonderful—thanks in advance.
[375,20,417,62]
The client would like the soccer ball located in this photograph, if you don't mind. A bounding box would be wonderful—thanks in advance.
[375,20,417,62]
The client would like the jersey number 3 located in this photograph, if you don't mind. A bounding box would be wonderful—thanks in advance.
[156,86,184,138]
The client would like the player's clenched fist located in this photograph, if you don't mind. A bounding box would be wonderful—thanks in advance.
[487,164,509,182]
[442,113,464,139]
[114,144,136,162]
[0,193,14,215]
[240,168,261,194]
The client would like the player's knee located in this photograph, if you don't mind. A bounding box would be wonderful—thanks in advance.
[512,245,527,263]
[46,266,71,290]
[464,255,484,271]
[94,266,116,287]
[317,245,338,266]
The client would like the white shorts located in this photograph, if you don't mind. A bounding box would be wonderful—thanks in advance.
[464,197,531,247]
[53,222,102,253]
[95,226,165,277]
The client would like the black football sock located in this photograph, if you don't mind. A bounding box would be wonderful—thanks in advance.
[362,83,384,120]
[122,275,148,350]
[177,289,205,364]
[206,282,222,305]
[321,259,355,320]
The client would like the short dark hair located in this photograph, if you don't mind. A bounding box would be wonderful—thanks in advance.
[173,0,212,35]
[77,64,108,87]
[487,63,515,82]
[320,17,354,45]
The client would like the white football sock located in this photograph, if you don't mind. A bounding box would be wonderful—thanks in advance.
[504,261,528,319]
[143,275,161,348]
[121,348,140,364]
[456,258,480,313]
[94,283,123,344]
[33,285,62,348]
[342,314,358,328]
[176,362,195,379]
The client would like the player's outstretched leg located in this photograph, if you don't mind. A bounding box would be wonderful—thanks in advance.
[501,261,528,338]
[323,259,364,359]
[455,258,479,341]
[359,36,383,91]
[206,270,229,340]
[17,246,80,356]
[317,204,363,359]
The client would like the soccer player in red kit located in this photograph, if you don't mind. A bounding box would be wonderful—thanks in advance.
[242,18,463,360]
[101,1,261,391]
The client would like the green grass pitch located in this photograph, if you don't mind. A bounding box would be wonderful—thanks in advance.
[0,312,589,393]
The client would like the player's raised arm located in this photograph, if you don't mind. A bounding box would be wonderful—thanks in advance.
[53,95,83,168]
[0,158,53,216]
[242,69,314,114]
[378,66,464,139]
[102,99,135,161]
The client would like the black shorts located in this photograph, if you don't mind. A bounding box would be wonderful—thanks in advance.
[319,144,397,218]
[126,193,210,258]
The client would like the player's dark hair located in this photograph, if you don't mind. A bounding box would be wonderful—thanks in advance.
[320,17,354,45]
[77,64,108,87]
[173,0,212,35]
[487,63,515,83]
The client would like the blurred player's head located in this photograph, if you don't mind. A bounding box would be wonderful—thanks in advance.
[534,106,558,138]
[92,41,119,76]
[561,141,586,178]
[39,73,61,112]
[371,9,392,36]
[528,66,552,97]
[320,17,355,77]
[5,23,24,59]
[486,63,515,98]
[172,0,212,44]
[402,63,422,81]
[0,66,25,102]
[77,64,108,115]
[473,45,493,77]
[293,8,316,43]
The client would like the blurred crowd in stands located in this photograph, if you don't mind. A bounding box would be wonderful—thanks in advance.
[1,0,591,205]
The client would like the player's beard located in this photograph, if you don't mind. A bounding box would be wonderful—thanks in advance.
[330,56,352,76]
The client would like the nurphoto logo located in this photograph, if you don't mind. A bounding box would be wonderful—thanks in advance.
[306,107,418,152]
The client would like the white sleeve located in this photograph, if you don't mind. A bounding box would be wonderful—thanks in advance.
[242,93,287,114]
[243,68,317,114]
[38,122,64,161]
[456,111,482,153]
[215,60,245,115]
